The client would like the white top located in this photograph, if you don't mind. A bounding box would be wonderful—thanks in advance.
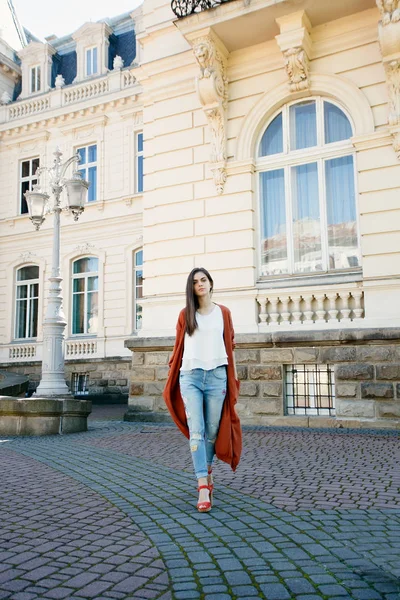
[181,304,228,371]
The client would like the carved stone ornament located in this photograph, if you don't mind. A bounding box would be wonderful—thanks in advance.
[55,74,65,89]
[283,47,309,92]
[392,130,400,157]
[74,242,96,255]
[19,251,37,262]
[377,0,400,25]
[192,34,228,195]
[113,55,124,70]
[384,59,400,125]
[1,91,11,104]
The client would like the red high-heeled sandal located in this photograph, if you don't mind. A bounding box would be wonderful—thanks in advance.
[208,468,214,505]
[197,485,212,513]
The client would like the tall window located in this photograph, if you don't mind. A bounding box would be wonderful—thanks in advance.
[20,157,40,214]
[86,47,98,76]
[136,132,143,193]
[72,257,99,335]
[15,266,39,339]
[258,98,359,277]
[134,249,143,330]
[77,145,97,202]
[30,65,41,93]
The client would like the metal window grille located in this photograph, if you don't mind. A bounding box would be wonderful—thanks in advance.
[71,373,89,396]
[285,364,335,416]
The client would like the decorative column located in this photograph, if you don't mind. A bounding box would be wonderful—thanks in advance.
[187,29,229,195]
[377,1,400,156]
[276,11,312,93]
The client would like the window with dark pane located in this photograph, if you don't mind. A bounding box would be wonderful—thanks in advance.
[72,257,99,335]
[134,248,143,330]
[15,266,39,339]
[77,144,97,202]
[20,158,40,215]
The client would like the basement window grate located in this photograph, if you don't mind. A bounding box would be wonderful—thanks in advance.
[285,364,335,416]
[71,373,89,396]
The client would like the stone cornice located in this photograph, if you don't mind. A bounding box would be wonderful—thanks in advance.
[125,327,400,351]
[0,93,140,140]
[351,130,393,150]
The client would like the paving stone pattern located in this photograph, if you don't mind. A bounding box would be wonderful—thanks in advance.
[1,421,400,600]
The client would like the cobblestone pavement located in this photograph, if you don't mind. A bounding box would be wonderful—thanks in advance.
[1,419,400,600]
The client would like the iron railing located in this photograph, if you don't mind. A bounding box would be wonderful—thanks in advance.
[286,364,335,416]
[171,0,234,18]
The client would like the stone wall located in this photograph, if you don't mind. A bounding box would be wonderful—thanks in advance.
[125,329,400,429]
[0,358,131,400]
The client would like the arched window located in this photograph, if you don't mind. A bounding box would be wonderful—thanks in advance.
[258,98,359,277]
[15,265,39,339]
[72,257,99,335]
[134,249,143,330]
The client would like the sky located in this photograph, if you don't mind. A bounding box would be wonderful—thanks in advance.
[12,0,142,41]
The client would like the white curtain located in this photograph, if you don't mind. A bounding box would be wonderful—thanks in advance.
[324,102,352,144]
[260,169,287,275]
[260,113,283,156]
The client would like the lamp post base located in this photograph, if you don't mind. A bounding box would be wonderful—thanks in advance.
[34,379,71,397]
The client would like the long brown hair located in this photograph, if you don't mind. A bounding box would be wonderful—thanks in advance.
[185,267,214,336]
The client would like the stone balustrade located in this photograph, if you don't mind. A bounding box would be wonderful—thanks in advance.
[257,286,364,328]
[9,344,36,360]
[65,340,98,358]
[1,68,137,124]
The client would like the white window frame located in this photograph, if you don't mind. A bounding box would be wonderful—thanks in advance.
[30,64,41,93]
[15,266,39,340]
[19,157,40,215]
[133,248,143,331]
[71,257,99,336]
[85,46,98,77]
[135,132,144,194]
[256,97,361,280]
[77,144,97,202]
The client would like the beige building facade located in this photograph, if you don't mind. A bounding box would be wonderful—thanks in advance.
[1,0,400,426]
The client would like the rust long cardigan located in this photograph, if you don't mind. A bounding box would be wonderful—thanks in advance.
[162,304,242,472]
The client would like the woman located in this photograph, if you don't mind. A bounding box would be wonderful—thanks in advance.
[163,268,242,513]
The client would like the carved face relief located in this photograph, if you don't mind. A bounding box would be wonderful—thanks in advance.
[193,41,212,70]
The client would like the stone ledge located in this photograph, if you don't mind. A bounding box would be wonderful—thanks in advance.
[125,328,400,351]
[0,396,92,436]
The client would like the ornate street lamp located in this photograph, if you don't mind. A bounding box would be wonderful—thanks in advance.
[25,148,89,397]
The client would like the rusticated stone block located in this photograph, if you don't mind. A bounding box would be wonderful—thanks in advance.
[397,383,400,397]
[235,349,260,364]
[131,352,145,365]
[293,347,319,363]
[156,367,169,381]
[99,379,108,387]
[376,364,400,380]
[356,346,395,362]
[145,352,170,366]
[336,400,375,418]
[261,382,283,397]
[90,372,102,380]
[129,383,144,396]
[361,383,394,399]
[320,347,357,363]
[260,349,293,363]
[377,402,400,419]
[236,365,248,380]
[108,379,116,386]
[251,398,282,415]
[336,364,374,380]
[249,366,282,380]
[336,383,358,398]
[116,379,127,386]
[144,382,165,396]
[131,367,155,381]
[238,382,259,397]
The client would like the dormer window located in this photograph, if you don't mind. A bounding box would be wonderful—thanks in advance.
[30,65,41,93]
[86,47,98,77]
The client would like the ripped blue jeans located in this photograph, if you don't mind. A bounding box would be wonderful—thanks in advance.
[179,366,227,479]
